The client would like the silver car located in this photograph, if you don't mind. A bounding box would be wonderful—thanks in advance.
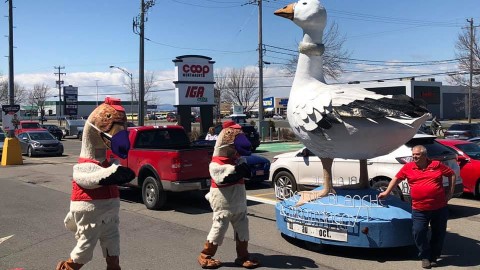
[17,131,63,157]
[270,134,463,201]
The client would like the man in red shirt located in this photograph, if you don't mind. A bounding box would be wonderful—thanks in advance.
[379,145,455,269]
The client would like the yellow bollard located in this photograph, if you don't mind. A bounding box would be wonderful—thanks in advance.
[1,137,23,165]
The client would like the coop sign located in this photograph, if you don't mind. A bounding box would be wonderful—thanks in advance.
[173,55,216,106]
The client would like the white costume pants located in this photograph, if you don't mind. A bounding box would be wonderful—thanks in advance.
[207,210,249,246]
[68,214,120,264]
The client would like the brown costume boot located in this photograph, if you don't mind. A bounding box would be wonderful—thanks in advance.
[197,241,221,269]
[235,240,259,269]
[106,255,121,270]
[55,258,83,270]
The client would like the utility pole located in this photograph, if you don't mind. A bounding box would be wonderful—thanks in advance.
[7,0,14,137]
[467,18,474,123]
[257,0,265,139]
[133,0,155,126]
[95,80,99,106]
[54,66,66,125]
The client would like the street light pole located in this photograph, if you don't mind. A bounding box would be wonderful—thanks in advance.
[109,66,134,119]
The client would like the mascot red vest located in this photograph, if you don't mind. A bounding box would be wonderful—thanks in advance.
[56,97,135,270]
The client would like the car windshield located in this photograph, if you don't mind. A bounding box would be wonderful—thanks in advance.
[405,137,454,157]
[22,123,41,129]
[455,143,480,160]
[29,132,55,141]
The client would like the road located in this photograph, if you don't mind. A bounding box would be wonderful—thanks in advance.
[0,137,479,269]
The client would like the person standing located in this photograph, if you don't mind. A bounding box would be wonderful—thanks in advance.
[430,116,441,136]
[379,145,455,269]
[205,127,218,141]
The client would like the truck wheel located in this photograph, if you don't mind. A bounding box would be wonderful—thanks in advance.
[142,176,167,210]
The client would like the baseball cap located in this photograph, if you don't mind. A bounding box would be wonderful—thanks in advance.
[222,120,241,129]
[104,97,125,112]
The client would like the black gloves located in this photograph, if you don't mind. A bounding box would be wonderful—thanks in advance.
[222,163,251,184]
[235,163,252,178]
[98,166,136,186]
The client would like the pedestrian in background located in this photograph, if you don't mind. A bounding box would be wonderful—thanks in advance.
[205,127,217,140]
[379,145,455,269]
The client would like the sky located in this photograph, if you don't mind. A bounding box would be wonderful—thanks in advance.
[0,0,479,107]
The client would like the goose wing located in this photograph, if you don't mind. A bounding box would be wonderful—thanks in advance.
[291,84,429,132]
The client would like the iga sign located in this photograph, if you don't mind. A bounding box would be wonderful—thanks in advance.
[173,55,215,82]
[175,84,215,106]
[173,55,216,106]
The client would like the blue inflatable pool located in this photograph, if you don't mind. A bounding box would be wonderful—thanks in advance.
[275,187,414,248]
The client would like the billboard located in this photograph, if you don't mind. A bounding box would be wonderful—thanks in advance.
[63,85,78,116]
[173,55,216,106]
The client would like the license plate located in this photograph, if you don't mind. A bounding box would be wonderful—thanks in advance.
[255,170,264,176]
[286,221,347,242]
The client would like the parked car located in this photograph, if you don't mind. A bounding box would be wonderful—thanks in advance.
[192,138,271,183]
[270,134,463,201]
[64,119,86,140]
[0,128,5,156]
[272,114,284,120]
[166,113,177,122]
[444,123,480,140]
[437,139,480,197]
[205,123,260,152]
[240,155,271,182]
[41,124,63,140]
[14,121,46,136]
[17,131,63,157]
[468,137,480,145]
[106,125,213,210]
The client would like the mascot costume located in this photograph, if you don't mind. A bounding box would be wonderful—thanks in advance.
[198,120,260,269]
[56,97,135,270]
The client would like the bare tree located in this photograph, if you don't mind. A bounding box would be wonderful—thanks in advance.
[130,71,157,103]
[448,25,480,114]
[26,83,52,123]
[284,22,351,81]
[0,79,28,105]
[215,68,259,113]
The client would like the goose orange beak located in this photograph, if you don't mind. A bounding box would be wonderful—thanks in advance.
[274,3,295,20]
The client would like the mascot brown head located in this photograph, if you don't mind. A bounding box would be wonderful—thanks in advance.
[80,97,129,161]
[213,120,252,158]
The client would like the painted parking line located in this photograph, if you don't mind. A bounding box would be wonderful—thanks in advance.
[247,195,277,205]
[257,142,304,153]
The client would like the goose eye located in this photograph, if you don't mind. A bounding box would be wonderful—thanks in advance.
[302,2,307,5]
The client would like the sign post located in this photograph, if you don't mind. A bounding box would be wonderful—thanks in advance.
[1,104,23,165]
[173,55,216,133]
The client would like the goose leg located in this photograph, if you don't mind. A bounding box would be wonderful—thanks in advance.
[295,158,336,206]
[339,159,370,189]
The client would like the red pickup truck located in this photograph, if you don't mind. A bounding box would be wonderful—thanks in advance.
[106,125,213,210]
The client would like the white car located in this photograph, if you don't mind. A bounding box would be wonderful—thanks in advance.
[270,134,463,201]
[272,114,284,120]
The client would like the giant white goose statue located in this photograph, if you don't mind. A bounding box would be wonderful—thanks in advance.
[274,0,430,205]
